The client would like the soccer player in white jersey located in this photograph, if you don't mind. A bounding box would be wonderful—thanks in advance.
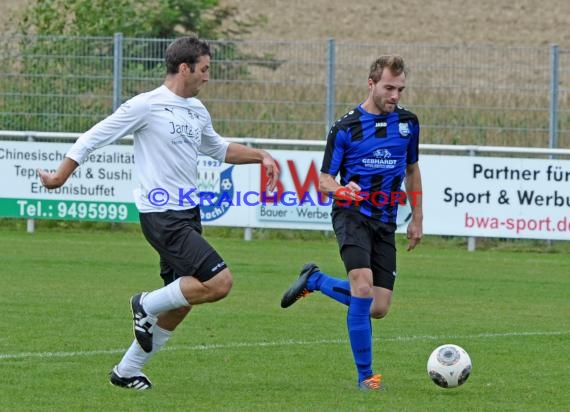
[38,36,279,391]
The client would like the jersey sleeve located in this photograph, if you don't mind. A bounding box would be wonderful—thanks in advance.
[66,95,148,164]
[406,115,420,165]
[320,123,347,176]
[198,110,229,162]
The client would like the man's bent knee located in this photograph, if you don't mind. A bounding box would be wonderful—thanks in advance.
[206,268,233,301]
[348,268,374,298]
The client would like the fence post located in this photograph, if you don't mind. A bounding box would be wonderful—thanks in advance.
[547,44,559,248]
[548,44,560,149]
[467,147,476,251]
[113,33,123,111]
[243,141,254,241]
[26,134,35,233]
[325,38,336,134]
[549,44,559,151]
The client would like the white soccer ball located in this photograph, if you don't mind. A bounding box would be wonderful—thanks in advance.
[427,344,472,388]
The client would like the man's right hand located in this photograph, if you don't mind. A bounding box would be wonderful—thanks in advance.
[37,157,79,189]
[38,169,64,189]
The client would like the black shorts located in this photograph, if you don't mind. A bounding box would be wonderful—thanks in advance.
[332,207,397,290]
[139,207,227,285]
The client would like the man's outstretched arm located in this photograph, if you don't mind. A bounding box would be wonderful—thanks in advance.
[224,143,280,192]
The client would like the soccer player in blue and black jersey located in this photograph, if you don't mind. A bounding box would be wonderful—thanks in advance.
[281,55,423,390]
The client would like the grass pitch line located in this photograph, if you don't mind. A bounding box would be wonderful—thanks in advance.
[1,329,569,361]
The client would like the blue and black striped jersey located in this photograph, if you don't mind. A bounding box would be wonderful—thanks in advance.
[321,104,420,223]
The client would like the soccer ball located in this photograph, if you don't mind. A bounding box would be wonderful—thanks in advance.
[427,344,472,388]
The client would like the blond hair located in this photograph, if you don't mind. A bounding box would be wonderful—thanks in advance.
[368,55,407,83]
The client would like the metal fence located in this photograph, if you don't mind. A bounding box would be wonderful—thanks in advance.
[1,34,569,148]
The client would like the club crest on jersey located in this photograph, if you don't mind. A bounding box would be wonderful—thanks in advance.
[373,149,391,159]
[198,165,235,222]
[362,148,396,168]
[399,122,410,137]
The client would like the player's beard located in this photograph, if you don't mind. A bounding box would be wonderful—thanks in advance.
[382,101,396,113]
[190,84,201,97]
[376,98,397,114]
[187,78,206,98]
[371,91,397,114]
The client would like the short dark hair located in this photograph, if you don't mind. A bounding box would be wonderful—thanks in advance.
[165,36,211,74]
[368,55,407,83]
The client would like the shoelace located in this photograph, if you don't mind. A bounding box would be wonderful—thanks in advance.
[297,289,311,299]
[361,374,382,389]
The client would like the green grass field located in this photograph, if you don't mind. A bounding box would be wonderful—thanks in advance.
[0,228,569,411]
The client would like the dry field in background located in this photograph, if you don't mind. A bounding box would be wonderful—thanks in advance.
[2,0,569,146]
[218,0,570,46]
[2,0,569,46]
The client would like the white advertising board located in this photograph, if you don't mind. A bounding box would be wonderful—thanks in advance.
[1,141,568,240]
[421,155,570,240]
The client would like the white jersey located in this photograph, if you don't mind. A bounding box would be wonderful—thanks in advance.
[66,85,229,212]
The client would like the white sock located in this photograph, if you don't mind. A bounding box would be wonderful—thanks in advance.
[116,326,172,377]
[142,277,189,316]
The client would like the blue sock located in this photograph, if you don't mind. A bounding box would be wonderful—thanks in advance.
[347,296,373,383]
[307,271,351,306]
